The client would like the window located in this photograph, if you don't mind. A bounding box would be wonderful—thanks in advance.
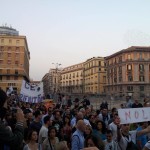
[127,64,132,70]
[119,66,122,73]
[0,52,3,58]
[9,39,12,43]
[15,61,19,65]
[1,39,4,43]
[7,60,11,64]
[8,53,11,57]
[114,78,117,83]
[139,76,145,82]
[7,69,10,74]
[140,86,144,91]
[119,77,122,82]
[128,76,133,81]
[76,72,78,77]
[16,40,20,44]
[139,64,144,71]
[15,70,18,74]
[127,86,133,91]
[0,69,2,73]
[139,53,142,60]
[15,47,20,52]
[7,76,10,80]
[120,86,122,91]
[0,76,2,81]
[127,54,131,60]
[99,61,101,66]
[0,60,3,64]
[8,47,11,51]
[119,56,122,62]
[14,76,18,80]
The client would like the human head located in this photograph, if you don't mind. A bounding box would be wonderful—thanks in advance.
[84,135,104,150]
[96,120,106,134]
[113,114,120,125]
[76,112,84,121]
[101,108,108,116]
[27,130,38,142]
[121,124,130,133]
[48,126,57,139]
[85,125,92,136]
[34,110,42,120]
[43,115,50,125]
[106,130,113,142]
[76,119,86,132]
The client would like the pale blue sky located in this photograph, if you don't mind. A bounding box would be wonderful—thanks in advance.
[1,0,150,80]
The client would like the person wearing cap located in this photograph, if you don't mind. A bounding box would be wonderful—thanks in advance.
[0,89,25,149]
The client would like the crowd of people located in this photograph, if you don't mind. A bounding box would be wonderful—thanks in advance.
[0,88,150,150]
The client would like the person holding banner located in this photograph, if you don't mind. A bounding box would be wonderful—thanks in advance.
[117,121,150,150]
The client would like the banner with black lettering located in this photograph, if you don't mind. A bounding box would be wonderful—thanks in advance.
[19,80,44,103]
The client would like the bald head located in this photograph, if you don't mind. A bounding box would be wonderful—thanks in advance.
[76,119,86,132]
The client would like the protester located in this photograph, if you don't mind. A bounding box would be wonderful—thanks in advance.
[38,115,51,144]
[132,99,143,108]
[23,130,42,150]
[29,110,42,135]
[117,122,150,150]
[71,120,86,150]
[42,126,59,150]
[0,89,25,149]
[93,120,106,140]
[104,130,118,150]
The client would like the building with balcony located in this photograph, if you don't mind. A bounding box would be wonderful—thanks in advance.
[105,46,150,99]
[83,57,106,95]
[0,26,30,93]
[60,62,84,94]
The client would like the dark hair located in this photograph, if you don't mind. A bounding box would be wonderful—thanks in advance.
[84,135,104,150]
[106,130,113,135]
[27,130,37,141]
[33,110,41,117]
[48,126,57,136]
[0,89,7,108]
[43,115,50,124]
[96,120,106,134]
[63,115,70,125]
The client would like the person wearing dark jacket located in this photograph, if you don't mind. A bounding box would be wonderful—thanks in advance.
[0,89,24,150]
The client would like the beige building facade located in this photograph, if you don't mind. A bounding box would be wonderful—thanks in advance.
[0,26,30,93]
[105,46,150,99]
[60,63,84,94]
[83,57,106,95]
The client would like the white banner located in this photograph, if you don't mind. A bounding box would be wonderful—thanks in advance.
[118,107,150,124]
[19,80,44,103]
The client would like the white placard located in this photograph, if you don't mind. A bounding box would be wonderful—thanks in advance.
[118,107,150,124]
[19,80,44,103]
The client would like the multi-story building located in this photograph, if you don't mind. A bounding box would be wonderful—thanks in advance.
[50,68,61,94]
[83,57,106,95]
[105,46,150,99]
[60,63,84,94]
[0,26,30,93]
[42,73,50,97]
